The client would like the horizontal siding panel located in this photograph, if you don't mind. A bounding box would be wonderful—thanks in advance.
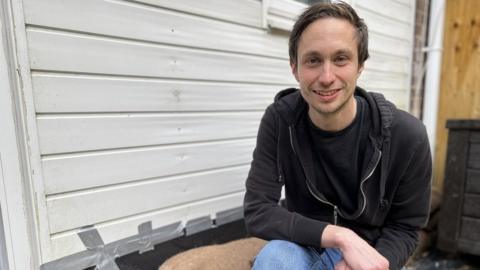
[361,88,407,102]
[32,71,408,113]
[359,84,407,108]
[31,69,407,114]
[134,0,262,27]
[359,70,408,89]
[357,8,411,40]
[23,0,287,59]
[42,139,255,194]
[27,28,295,85]
[32,74,280,113]
[378,89,407,110]
[369,32,410,58]
[268,0,306,19]
[359,70,408,109]
[364,88,407,104]
[356,0,412,24]
[392,0,413,7]
[47,166,248,234]
[366,53,409,74]
[37,112,261,155]
[49,191,244,261]
[266,0,307,31]
[386,91,407,109]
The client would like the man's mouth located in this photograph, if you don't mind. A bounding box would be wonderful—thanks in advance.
[312,89,340,96]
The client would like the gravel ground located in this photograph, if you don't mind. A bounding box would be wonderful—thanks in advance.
[406,249,480,270]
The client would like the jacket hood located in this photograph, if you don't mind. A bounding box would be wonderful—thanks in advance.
[272,86,397,211]
[273,87,396,145]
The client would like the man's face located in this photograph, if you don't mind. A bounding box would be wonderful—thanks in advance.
[291,18,363,119]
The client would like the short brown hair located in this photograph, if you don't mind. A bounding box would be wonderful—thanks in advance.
[289,1,369,66]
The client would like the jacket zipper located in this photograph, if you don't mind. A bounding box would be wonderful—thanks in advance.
[357,150,382,216]
[305,180,339,225]
[288,126,297,155]
[289,125,382,224]
[305,149,382,224]
[289,125,341,225]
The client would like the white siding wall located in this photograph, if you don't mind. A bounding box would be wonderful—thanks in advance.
[22,0,295,262]
[15,0,415,263]
[350,0,416,109]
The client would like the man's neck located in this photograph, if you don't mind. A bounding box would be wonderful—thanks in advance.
[308,97,357,132]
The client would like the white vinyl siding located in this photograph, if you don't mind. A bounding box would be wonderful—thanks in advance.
[352,0,416,109]
[13,0,415,264]
[22,0,294,262]
[266,0,416,109]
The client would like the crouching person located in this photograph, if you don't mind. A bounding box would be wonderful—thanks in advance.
[243,2,432,270]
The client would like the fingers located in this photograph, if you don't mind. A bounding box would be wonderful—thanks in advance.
[337,229,389,270]
[334,260,355,270]
[334,260,348,270]
[322,225,389,270]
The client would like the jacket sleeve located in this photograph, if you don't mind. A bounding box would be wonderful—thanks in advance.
[243,105,328,248]
[375,134,432,270]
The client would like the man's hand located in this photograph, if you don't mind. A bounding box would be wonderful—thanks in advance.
[322,225,389,270]
[334,260,352,270]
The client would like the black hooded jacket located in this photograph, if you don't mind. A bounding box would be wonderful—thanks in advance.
[244,87,432,270]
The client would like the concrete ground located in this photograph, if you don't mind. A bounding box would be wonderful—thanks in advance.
[407,249,480,270]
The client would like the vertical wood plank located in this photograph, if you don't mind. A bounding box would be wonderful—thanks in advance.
[460,217,480,242]
[468,143,480,169]
[466,169,480,194]
[458,217,480,258]
[462,194,480,218]
[433,0,480,190]
[437,129,469,253]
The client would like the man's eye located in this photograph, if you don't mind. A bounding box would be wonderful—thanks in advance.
[334,56,348,65]
[307,58,320,65]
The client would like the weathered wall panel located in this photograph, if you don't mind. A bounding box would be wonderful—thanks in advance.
[50,192,244,260]
[433,0,480,189]
[16,0,417,262]
[46,165,249,234]
[355,0,415,110]
[32,74,280,113]
[27,29,294,85]
[37,112,261,154]
[23,0,284,58]
[42,139,255,194]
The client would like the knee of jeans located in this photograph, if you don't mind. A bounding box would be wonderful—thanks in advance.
[315,248,343,269]
[256,240,291,258]
[253,240,309,268]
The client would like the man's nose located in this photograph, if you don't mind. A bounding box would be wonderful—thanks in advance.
[318,63,335,86]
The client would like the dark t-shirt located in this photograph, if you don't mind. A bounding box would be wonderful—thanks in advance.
[306,95,371,214]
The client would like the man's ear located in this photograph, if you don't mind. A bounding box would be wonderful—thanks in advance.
[359,64,364,73]
[291,62,300,82]
[357,64,364,78]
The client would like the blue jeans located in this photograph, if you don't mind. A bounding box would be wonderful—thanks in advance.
[252,240,343,270]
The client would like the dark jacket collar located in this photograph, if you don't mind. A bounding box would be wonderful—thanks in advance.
[272,86,397,210]
[272,86,396,145]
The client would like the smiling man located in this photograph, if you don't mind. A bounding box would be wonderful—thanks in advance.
[243,2,432,270]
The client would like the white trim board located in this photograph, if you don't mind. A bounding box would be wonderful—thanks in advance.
[0,0,41,268]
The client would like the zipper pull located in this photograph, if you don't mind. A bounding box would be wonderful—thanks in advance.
[333,205,338,225]
[288,126,297,155]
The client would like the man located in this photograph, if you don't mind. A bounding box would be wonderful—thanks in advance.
[243,2,432,270]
